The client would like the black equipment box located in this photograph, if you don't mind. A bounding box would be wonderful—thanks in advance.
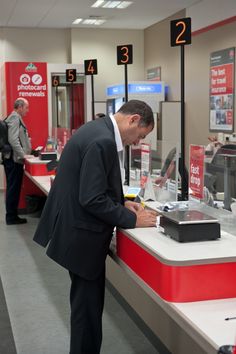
[159,210,221,242]
[40,151,57,161]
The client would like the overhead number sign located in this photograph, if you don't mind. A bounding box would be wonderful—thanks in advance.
[84,59,98,75]
[66,69,77,82]
[170,17,191,47]
[52,75,60,87]
[117,44,133,65]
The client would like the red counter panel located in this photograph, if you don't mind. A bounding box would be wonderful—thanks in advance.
[117,230,236,302]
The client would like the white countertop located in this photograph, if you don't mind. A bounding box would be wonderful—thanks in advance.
[122,227,236,265]
[112,253,236,351]
[172,298,236,348]
[25,156,52,164]
[24,171,52,195]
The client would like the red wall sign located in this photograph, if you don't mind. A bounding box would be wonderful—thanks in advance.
[189,145,205,200]
[5,62,49,148]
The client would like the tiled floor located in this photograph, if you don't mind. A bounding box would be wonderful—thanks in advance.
[0,192,160,354]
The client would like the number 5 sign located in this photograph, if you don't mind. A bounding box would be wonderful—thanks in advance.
[170,17,191,47]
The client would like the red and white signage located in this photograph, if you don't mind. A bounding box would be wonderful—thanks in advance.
[5,62,49,148]
[4,62,49,209]
[189,144,205,200]
[209,47,234,132]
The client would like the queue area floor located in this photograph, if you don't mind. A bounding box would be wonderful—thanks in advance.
[0,192,159,354]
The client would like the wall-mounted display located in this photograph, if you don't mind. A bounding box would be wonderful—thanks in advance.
[209,47,235,132]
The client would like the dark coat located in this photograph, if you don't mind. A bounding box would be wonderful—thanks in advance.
[33,116,136,279]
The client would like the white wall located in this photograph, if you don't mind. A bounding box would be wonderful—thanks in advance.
[71,28,145,102]
[0,28,71,63]
[187,0,236,32]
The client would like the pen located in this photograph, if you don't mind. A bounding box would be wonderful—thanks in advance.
[225,317,236,321]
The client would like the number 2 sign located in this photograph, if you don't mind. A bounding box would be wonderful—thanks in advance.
[170,17,191,47]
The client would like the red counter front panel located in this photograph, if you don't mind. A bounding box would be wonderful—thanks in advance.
[116,230,236,302]
[25,160,55,176]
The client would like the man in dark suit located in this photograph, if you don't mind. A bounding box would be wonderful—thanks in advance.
[33,100,157,354]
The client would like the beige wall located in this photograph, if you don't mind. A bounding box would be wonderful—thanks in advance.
[0,27,144,189]
[71,28,144,101]
[144,12,236,160]
[0,27,72,189]
[144,10,185,101]
[0,28,71,63]
[185,20,236,149]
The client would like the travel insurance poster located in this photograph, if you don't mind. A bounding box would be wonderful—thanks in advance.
[209,47,235,132]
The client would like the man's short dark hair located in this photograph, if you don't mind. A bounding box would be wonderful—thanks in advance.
[117,100,154,128]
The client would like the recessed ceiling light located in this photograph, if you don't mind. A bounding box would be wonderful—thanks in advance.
[91,1,132,9]
[72,18,83,24]
[91,0,106,8]
[102,1,121,8]
[82,19,106,25]
[117,1,133,9]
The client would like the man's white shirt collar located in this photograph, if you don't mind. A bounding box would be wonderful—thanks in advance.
[109,114,125,184]
[109,114,123,153]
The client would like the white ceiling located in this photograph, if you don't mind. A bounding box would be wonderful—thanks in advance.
[0,0,202,30]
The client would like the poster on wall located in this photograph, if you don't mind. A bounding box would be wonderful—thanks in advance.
[147,66,161,81]
[209,47,235,132]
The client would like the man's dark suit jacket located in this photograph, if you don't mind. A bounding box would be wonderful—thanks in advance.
[33,116,136,280]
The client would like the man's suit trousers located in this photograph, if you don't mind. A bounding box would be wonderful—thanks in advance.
[3,157,24,222]
[69,269,105,354]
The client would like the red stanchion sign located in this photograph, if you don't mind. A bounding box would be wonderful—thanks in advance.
[189,145,205,200]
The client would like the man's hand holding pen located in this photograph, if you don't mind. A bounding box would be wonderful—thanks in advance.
[125,200,157,227]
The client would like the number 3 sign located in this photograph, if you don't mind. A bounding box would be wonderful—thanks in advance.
[170,17,191,47]
[117,45,133,65]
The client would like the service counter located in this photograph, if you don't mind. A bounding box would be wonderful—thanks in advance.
[113,209,236,353]
[24,159,236,354]
[24,157,54,195]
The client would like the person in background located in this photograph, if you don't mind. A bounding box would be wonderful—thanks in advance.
[95,112,106,119]
[33,99,157,354]
[205,135,223,156]
[2,98,31,225]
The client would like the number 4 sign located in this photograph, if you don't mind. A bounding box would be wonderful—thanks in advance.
[170,17,191,47]
[84,59,98,75]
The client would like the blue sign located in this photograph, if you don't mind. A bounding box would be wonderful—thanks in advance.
[107,83,163,96]
[107,85,124,96]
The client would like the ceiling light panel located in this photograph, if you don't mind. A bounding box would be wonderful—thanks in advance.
[91,1,106,8]
[82,19,106,25]
[91,1,132,9]
[72,18,83,24]
[102,1,121,8]
[117,1,133,9]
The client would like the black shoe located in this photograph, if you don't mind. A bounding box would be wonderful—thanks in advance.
[6,217,27,225]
